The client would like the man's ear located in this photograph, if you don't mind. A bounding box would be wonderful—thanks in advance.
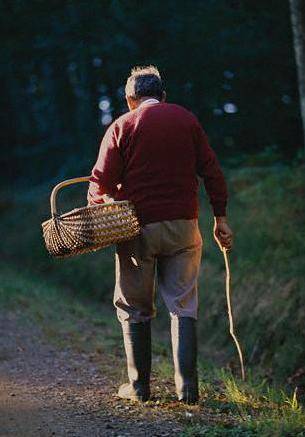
[161,91,166,102]
[126,95,136,111]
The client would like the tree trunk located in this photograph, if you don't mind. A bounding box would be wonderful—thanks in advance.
[289,0,305,157]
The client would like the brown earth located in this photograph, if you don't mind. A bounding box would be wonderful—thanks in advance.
[0,310,231,437]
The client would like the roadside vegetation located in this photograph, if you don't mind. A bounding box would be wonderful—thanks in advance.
[1,255,305,436]
[1,160,304,435]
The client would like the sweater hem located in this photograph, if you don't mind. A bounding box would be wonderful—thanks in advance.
[136,208,199,226]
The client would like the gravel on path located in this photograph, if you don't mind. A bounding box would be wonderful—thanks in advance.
[0,311,185,437]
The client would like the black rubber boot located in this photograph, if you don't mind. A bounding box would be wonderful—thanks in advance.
[171,317,199,404]
[118,321,151,402]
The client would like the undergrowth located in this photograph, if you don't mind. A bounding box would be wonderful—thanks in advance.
[1,263,305,436]
[0,162,305,435]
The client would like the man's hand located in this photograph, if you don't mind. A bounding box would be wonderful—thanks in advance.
[213,217,233,251]
[87,193,115,206]
[102,194,115,203]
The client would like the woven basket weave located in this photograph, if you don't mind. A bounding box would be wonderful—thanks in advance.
[41,176,140,258]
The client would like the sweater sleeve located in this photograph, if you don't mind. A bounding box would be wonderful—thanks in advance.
[193,119,228,217]
[87,122,124,205]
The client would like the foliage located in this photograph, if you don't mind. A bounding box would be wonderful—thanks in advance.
[182,370,305,436]
[197,163,305,383]
[1,0,302,192]
[1,3,304,433]
[1,163,304,385]
[1,264,305,436]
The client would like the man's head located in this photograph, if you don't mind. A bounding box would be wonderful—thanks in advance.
[125,65,166,110]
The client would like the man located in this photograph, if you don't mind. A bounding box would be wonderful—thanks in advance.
[88,66,233,404]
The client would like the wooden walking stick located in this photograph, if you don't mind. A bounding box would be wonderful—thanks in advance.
[213,217,246,381]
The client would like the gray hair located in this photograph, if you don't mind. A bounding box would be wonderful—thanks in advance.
[125,65,164,100]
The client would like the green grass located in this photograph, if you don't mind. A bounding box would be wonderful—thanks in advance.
[0,262,121,354]
[182,369,305,436]
[1,261,305,435]
[197,164,305,383]
[0,161,305,422]
[0,165,305,378]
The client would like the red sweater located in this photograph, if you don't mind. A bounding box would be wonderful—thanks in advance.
[88,102,228,225]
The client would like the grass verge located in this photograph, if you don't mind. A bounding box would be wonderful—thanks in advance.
[1,264,305,436]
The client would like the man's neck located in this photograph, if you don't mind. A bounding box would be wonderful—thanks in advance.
[138,97,160,108]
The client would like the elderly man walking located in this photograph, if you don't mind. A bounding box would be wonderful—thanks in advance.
[88,66,233,404]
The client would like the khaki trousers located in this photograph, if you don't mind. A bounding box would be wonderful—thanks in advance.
[114,219,203,323]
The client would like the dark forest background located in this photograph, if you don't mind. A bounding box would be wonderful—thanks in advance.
[1,0,304,192]
[1,0,305,407]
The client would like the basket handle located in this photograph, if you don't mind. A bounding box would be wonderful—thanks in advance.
[50,176,91,216]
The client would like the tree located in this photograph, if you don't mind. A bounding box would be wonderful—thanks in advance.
[1,0,301,189]
[289,0,305,157]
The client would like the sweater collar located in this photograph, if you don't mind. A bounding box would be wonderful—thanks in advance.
[138,98,160,108]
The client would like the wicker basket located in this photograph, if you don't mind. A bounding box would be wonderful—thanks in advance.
[41,176,140,258]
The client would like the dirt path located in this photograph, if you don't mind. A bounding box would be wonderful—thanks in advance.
[0,310,200,437]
